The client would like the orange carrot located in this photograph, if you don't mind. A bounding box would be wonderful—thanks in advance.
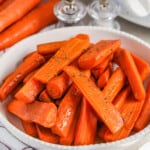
[21,120,38,137]
[78,40,121,69]
[33,35,90,84]
[63,65,123,134]
[0,0,4,4]
[102,67,126,103]
[0,0,13,11]
[46,72,72,99]
[0,0,41,32]
[36,125,59,144]
[74,98,97,145]
[134,80,150,131]
[23,70,37,83]
[8,99,57,128]
[39,90,53,103]
[15,78,44,103]
[37,40,67,55]
[0,52,45,101]
[51,85,82,137]
[116,49,146,101]
[0,0,59,50]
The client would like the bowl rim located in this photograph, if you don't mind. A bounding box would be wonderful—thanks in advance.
[0,26,150,149]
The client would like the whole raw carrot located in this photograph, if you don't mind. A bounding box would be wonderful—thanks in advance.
[0,0,59,50]
[0,0,13,11]
[0,0,41,32]
[0,52,45,101]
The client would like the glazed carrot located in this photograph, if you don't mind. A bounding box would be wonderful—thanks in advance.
[0,0,59,50]
[132,53,150,81]
[37,40,67,55]
[134,81,150,131]
[0,0,13,11]
[15,78,44,103]
[46,72,72,99]
[51,85,82,137]
[36,125,59,144]
[0,0,4,4]
[39,90,53,103]
[63,66,123,134]
[23,70,37,83]
[97,67,111,89]
[33,35,90,83]
[21,120,37,137]
[78,40,121,69]
[0,52,45,101]
[74,98,97,145]
[8,99,57,128]
[0,0,41,32]
[102,67,126,103]
[116,49,146,101]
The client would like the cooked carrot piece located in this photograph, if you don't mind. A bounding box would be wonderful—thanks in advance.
[0,0,13,11]
[8,99,57,128]
[104,95,145,142]
[46,72,72,99]
[116,49,146,101]
[78,40,121,69]
[21,120,37,137]
[39,90,53,103]
[0,52,45,101]
[134,81,150,131]
[23,70,37,83]
[36,125,59,144]
[0,0,59,50]
[51,85,82,137]
[63,65,123,134]
[15,78,44,103]
[74,98,97,145]
[33,35,90,83]
[102,67,126,103]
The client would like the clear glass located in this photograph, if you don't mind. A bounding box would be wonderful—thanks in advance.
[54,0,87,27]
[88,0,120,30]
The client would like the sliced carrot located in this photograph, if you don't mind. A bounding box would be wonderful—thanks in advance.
[36,125,59,144]
[8,99,57,128]
[23,70,37,83]
[0,0,13,11]
[63,66,123,134]
[39,90,53,103]
[0,52,45,101]
[15,78,44,103]
[46,72,72,99]
[33,35,90,83]
[102,67,126,103]
[0,0,59,50]
[21,120,37,137]
[74,98,97,145]
[134,80,150,131]
[116,49,146,101]
[78,40,121,69]
[51,85,82,137]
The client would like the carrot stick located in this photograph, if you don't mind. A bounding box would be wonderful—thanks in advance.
[0,52,45,101]
[78,40,121,69]
[36,125,59,144]
[0,0,4,4]
[63,66,123,134]
[46,72,72,99]
[104,95,145,142]
[0,0,13,11]
[74,98,97,145]
[102,67,126,103]
[51,85,82,137]
[134,80,150,131]
[0,0,41,32]
[39,90,53,103]
[33,35,90,84]
[0,0,59,50]
[37,40,67,55]
[23,70,37,83]
[8,99,57,128]
[21,120,38,137]
[116,49,146,101]
[15,78,44,103]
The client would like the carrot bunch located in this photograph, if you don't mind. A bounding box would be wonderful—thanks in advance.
[0,33,150,146]
[0,0,59,51]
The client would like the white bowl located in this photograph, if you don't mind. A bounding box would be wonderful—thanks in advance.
[0,26,150,150]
